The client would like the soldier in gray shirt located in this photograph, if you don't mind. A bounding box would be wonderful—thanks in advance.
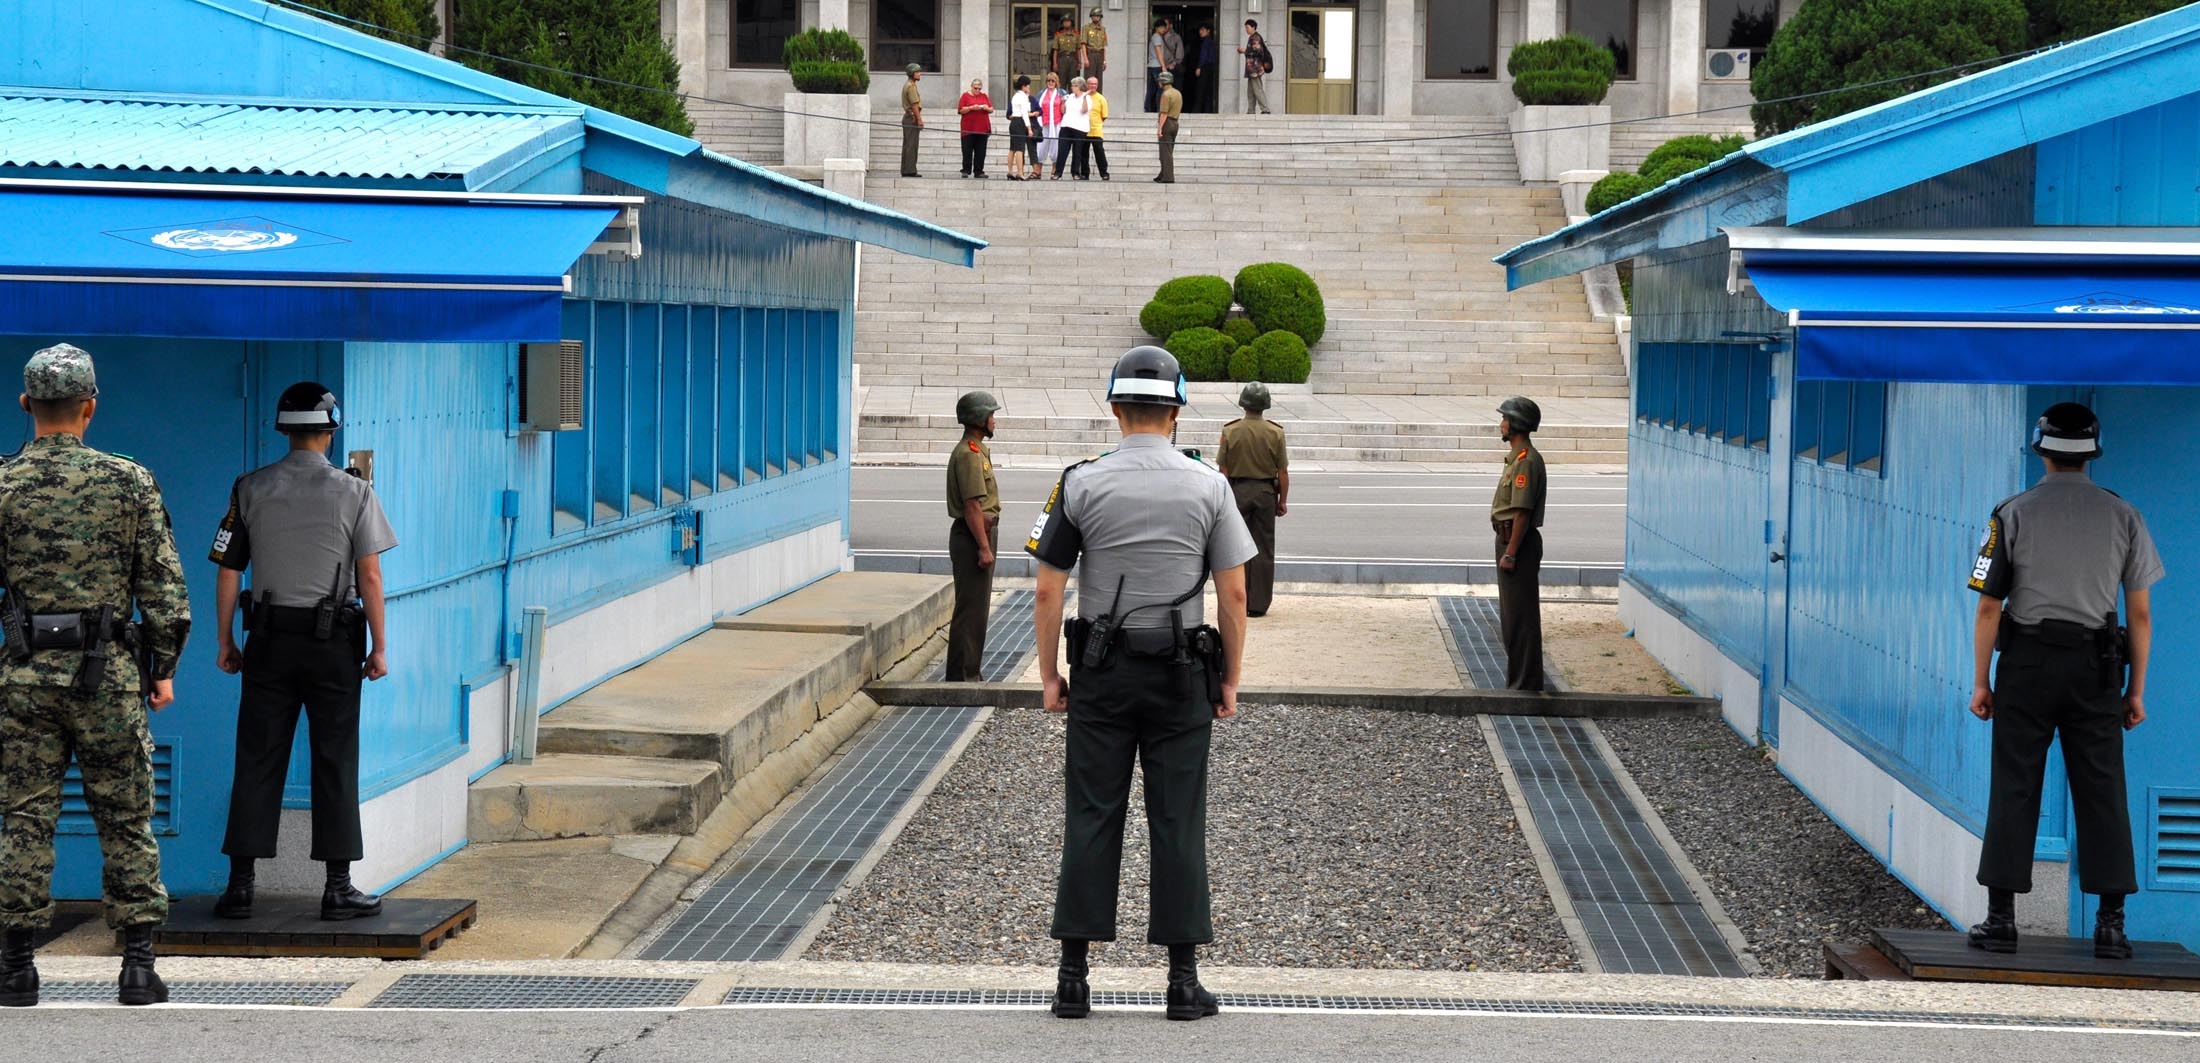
[207,382,397,923]
[1965,402,2161,960]
[1026,346,1253,1023]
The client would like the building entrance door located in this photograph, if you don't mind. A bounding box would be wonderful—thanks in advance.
[1012,3,1085,87]
[1285,5,1356,114]
[1152,3,1220,113]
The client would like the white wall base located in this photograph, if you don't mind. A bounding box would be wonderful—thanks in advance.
[1617,581,1759,738]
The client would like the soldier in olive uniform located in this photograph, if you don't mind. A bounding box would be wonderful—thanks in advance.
[900,63,925,178]
[0,344,192,1008]
[1082,9,1109,80]
[1218,382,1289,617]
[1028,346,1255,1023]
[1965,403,2159,960]
[1154,72,1182,184]
[1052,15,1084,83]
[1492,396,1547,691]
[944,392,1002,682]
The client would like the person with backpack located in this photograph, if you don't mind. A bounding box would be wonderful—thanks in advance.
[1237,20,1272,115]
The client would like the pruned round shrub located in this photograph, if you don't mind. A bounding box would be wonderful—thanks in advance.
[1586,172,1654,214]
[1220,316,1260,348]
[1245,330,1311,385]
[1640,134,1745,177]
[1141,298,1226,340]
[1226,346,1262,383]
[1232,263,1325,348]
[1507,35,1617,106]
[784,29,870,93]
[1165,327,1238,382]
[1155,274,1234,309]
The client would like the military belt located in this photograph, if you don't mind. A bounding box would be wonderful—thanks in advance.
[255,602,363,636]
[25,611,134,651]
[1228,476,1277,485]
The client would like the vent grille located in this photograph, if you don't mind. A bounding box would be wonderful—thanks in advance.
[2150,788,2200,891]
[62,743,174,836]
[519,340,585,431]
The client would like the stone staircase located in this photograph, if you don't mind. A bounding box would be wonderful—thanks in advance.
[689,99,785,165]
[1609,115,1756,170]
[861,410,1629,464]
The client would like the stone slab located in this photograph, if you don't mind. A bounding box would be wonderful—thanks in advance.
[715,571,953,678]
[864,681,1719,720]
[470,754,724,842]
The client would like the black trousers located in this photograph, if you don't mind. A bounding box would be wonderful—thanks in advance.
[1978,631,2136,895]
[1230,478,1277,616]
[1055,128,1089,177]
[944,519,997,681]
[960,133,989,175]
[1496,527,1545,691]
[1052,653,1214,945]
[223,623,367,862]
[1088,137,1109,178]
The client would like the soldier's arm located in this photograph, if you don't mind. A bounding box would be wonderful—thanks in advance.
[2124,588,2150,729]
[132,477,192,686]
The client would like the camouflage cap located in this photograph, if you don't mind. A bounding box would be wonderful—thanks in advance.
[24,343,98,400]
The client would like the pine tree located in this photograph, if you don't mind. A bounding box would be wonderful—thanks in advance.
[452,1,694,137]
[275,0,440,48]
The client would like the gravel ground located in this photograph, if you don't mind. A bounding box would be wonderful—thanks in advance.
[810,705,1577,972]
[1599,718,1949,977]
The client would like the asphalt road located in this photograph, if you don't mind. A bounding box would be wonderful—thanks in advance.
[9,1006,2191,1063]
[852,466,1626,571]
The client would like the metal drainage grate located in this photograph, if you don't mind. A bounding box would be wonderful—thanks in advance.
[720,987,2200,1031]
[368,974,697,1009]
[932,588,1050,682]
[39,981,351,1006]
[1435,596,1511,688]
[1492,715,1746,977]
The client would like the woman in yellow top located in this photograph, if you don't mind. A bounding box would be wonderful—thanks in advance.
[1084,73,1112,181]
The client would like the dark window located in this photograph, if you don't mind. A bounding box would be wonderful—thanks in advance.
[733,0,800,67]
[873,0,941,71]
[1568,0,1636,79]
[1792,379,1889,474]
[591,302,629,522]
[1793,380,1821,460]
[1704,0,1778,49]
[1427,0,1498,79]
[1746,347,1772,449]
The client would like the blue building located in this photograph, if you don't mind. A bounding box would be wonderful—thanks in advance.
[0,0,980,898]
[1500,8,2200,948]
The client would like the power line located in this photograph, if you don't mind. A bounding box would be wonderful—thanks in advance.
[279,3,2048,152]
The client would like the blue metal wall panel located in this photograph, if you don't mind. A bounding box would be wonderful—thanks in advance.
[573,177,857,310]
[2036,94,2200,226]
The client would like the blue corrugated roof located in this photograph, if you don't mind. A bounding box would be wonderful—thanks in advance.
[0,91,585,190]
[1495,2,2200,288]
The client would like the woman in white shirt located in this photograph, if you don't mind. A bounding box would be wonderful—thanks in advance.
[1006,75,1035,181]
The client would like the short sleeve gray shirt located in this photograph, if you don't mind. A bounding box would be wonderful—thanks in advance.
[1976,471,2163,626]
[210,449,398,607]
[1051,434,1257,628]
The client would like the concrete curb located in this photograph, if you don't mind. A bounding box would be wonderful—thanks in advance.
[865,682,1719,719]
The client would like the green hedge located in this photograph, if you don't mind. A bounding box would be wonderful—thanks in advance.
[1142,274,1234,340]
[1227,346,1262,383]
[1586,172,1654,214]
[1165,327,1238,382]
[1507,36,1617,106]
[1245,330,1311,385]
[1233,263,1325,347]
[785,28,869,93]
[1221,317,1260,348]
[1639,134,1746,176]
[1156,275,1234,308]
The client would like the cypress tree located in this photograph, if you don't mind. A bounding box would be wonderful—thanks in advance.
[453,0,694,137]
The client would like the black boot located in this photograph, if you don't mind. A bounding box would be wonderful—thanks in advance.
[1967,888,2019,954]
[0,930,37,1007]
[213,859,255,920]
[118,925,166,1006]
[2096,896,2133,960]
[1165,944,1219,1021]
[320,862,382,921]
[1050,939,1091,1019]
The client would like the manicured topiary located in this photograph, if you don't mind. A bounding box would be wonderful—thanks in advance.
[1639,134,1746,177]
[784,28,869,93]
[1507,35,1618,106]
[1232,263,1325,348]
[1141,298,1226,340]
[1165,327,1238,382]
[1586,172,1654,214]
[1155,274,1234,309]
[1226,346,1263,383]
[1220,316,1260,348]
[1750,0,2026,135]
[1245,330,1311,385]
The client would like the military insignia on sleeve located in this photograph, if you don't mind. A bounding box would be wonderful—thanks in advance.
[1515,474,1527,488]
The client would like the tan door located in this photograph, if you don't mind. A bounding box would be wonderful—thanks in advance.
[1285,6,1356,114]
[1012,3,1084,88]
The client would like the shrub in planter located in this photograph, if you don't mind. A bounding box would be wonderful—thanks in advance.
[1220,316,1260,348]
[783,27,869,93]
[1245,330,1311,385]
[1507,36,1617,106]
[1233,263,1325,348]
[1586,172,1654,214]
[1165,327,1237,382]
[1226,346,1263,383]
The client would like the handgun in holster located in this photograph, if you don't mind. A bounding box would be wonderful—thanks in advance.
[0,586,30,663]
[73,604,115,694]
[1192,626,1225,705]
[240,589,268,633]
[2098,610,2127,691]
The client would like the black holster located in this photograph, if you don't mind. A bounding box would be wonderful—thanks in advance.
[1191,624,1224,704]
[0,588,30,663]
[73,604,115,693]
[2099,610,2127,691]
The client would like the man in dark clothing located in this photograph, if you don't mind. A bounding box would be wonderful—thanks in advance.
[1193,24,1220,113]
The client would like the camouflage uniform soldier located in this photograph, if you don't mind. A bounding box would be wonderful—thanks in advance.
[0,344,191,1008]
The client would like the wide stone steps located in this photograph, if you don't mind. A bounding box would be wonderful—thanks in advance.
[689,99,787,165]
[861,413,1627,465]
[1609,117,1756,170]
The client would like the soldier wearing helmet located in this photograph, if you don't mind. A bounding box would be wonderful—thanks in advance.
[1965,401,2160,961]
[207,382,396,924]
[944,391,1002,681]
[1492,395,1547,691]
[1217,382,1289,617]
[1025,346,1255,1022]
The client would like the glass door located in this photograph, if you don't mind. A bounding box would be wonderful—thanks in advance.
[1011,3,1082,88]
[1285,6,1356,114]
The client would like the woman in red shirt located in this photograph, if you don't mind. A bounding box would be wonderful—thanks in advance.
[958,78,994,179]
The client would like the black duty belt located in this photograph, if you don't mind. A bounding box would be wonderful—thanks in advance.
[257,603,363,635]
[2008,619,2107,646]
[26,611,133,651]
[1228,476,1277,485]
[1116,626,1185,657]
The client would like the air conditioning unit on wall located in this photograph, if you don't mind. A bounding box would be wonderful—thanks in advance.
[1704,49,1755,82]
[519,340,586,431]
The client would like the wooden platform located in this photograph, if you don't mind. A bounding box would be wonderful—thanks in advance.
[1857,928,2200,992]
[1823,940,1912,981]
[153,896,476,959]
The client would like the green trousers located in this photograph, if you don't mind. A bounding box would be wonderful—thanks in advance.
[0,686,167,930]
[1052,652,1214,945]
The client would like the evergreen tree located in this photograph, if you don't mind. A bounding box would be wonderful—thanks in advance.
[1749,0,2027,136]
[2025,0,2185,45]
[453,1,694,137]
[275,0,440,48]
